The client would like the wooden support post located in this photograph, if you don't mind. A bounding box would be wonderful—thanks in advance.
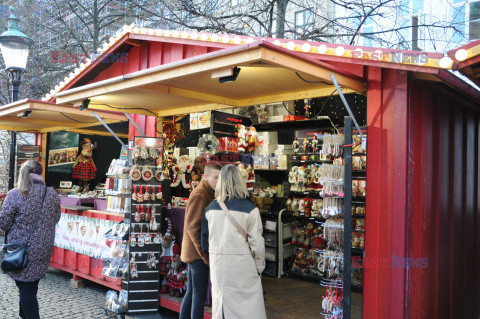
[71,275,85,288]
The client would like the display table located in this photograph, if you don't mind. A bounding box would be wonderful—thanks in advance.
[49,207,123,291]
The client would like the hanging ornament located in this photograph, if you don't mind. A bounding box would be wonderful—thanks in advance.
[153,233,162,244]
[137,225,145,247]
[140,146,149,160]
[130,165,141,181]
[150,206,158,231]
[142,165,153,182]
[130,253,138,278]
[135,206,141,222]
[146,252,159,269]
[304,99,312,118]
[149,147,159,160]
[156,186,162,200]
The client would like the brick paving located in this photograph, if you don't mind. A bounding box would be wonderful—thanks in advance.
[0,267,180,319]
[0,233,178,319]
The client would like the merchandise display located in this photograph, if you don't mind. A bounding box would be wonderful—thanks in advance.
[45,107,366,318]
[125,137,165,315]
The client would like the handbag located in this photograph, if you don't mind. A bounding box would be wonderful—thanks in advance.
[1,185,47,272]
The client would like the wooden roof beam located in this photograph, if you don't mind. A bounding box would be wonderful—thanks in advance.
[139,84,240,107]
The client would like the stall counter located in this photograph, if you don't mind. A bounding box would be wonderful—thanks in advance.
[49,207,123,291]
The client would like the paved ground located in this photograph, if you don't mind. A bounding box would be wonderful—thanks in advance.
[0,267,180,319]
[0,231,178,319]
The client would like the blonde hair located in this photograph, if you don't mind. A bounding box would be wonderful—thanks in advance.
[215,164,249,202]
[17,160,43,195]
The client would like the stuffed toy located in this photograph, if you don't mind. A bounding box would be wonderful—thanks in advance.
[170,155,194,189]
[72,138,97,193]
[246,164,255,191]
[246,127,259,153]
[159,218,180,294]
[235,124,248,153]
[167,255,187,297]
[304,222,315,247]
[312,228,326,250]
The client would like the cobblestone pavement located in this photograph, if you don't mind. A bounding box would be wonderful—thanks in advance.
[0,267,179,319]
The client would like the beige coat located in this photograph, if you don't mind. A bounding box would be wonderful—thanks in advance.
[202,198,266,319]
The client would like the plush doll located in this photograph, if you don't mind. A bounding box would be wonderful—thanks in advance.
[167,255,187,297]
[312,228,326,250]
[160,218,180,294]
[170,155,194,189]
[246,127,259,153]
[304,222,315,247]
[72,138,97,193]
[298,166,306,191]
[235,124,248,153]
[246,165,255,191]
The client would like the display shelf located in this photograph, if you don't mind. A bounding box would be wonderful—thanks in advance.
[352,214,366,218]
[253,118,333,132]
[352,170,366,175]
[291,159,334,164]
[352,229,365,233]
[286,270,323,282]
[283,214,324,222]
[352,284,363,291]
[352,248,365,255]
[352,196,366,201]
[254,169,289,172]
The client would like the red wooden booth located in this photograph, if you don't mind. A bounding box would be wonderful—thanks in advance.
[8,28,480,318]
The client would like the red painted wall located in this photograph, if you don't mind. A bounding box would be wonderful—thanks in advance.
[364,68,480,318]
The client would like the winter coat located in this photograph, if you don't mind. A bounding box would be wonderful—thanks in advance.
[201,198,266,319]
[0,179,61,282]
[181,179,214,264]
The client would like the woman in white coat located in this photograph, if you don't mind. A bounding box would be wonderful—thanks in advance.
[201,164,266,319]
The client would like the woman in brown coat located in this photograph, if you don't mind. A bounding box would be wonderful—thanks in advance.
[0,160,61,319]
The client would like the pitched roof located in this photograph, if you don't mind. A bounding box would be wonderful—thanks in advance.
[42,24,457,102]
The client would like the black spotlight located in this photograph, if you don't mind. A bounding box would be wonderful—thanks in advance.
[79,98,90,111]
[219,67,241,83]
[19,110,32,118]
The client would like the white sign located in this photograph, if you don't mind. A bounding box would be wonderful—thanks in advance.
[54,213,117,258]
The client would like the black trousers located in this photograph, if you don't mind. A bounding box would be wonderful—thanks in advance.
[15,280,40,319]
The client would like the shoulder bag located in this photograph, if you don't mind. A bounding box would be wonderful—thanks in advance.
[1,186,47,272]
[218,200,256,258]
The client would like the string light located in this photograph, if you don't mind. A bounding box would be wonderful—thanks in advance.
[287,41,296,50]
[455,49,468,61]
[318,44,328,54]
[302,43,312,52]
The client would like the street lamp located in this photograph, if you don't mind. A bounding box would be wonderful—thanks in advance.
[0,7,34,190]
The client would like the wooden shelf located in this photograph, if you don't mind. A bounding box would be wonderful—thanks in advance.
[253,119,334,132]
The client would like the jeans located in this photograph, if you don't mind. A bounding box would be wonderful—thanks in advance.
[179,259,209,319]
[15,280,40,319]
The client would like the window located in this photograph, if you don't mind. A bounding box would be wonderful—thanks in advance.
[470,1,480,40]
[363,26,373,46]
[413,0,423,13]
[295,8,314,29]
[452,4,466,43]
[295,8,314,38]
